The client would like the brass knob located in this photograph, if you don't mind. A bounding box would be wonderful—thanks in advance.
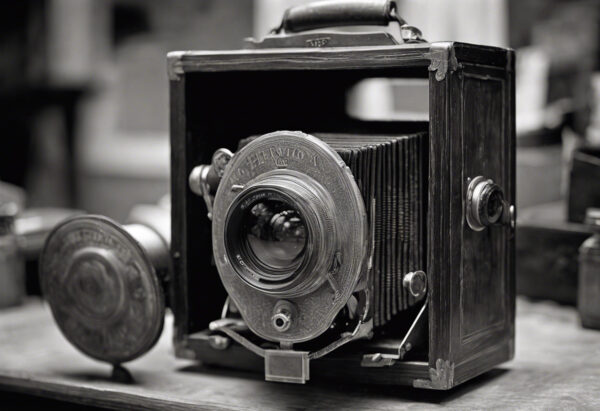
[403,271,427,298]
[466,176,508,231]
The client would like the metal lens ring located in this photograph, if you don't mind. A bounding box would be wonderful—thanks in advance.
[211,131,368,343]
[224,171,336,297]
[467,176,506,231]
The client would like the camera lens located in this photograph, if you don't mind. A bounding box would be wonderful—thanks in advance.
[226,189,310,282]
[222,171,338,297]
[242,199,307,271]
[486,189,503,224]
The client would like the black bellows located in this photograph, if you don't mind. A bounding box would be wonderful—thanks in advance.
[317,133,427,327]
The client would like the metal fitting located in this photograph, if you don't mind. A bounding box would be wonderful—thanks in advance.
[402,270,427,298]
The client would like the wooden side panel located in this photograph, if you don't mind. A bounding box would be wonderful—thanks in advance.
[427,44,455,370]
[459,68,508,348]
[426,45,515,389]
[169,77,188,341]
[453,59,515,379]
[170,74,229,343]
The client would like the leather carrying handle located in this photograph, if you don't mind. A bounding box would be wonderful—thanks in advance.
[275,0,404,33]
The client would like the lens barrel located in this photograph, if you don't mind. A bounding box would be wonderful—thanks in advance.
[224,170,336,297]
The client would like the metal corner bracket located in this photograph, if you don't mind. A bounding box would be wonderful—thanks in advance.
[167,51,186,81]
[426,42,459,81]
[413,358,455,390]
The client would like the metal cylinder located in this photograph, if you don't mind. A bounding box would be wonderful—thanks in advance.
[40,215,170,364]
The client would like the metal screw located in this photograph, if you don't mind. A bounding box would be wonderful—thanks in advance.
[272,311,292,332]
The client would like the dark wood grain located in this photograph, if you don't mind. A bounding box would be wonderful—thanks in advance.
[427,44,453,379]
[1,299,598,410]
[425,44,514,388]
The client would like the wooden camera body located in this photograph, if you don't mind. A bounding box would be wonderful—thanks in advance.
[167,5,516,390]
[41,0,515,391]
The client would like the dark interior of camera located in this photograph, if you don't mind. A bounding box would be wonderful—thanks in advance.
[175,68,432,368]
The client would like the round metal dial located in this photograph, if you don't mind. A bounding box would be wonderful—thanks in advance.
[40,215,165,364]
[466,176,506,231]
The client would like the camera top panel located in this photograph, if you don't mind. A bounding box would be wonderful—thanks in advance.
[167,41,511,82]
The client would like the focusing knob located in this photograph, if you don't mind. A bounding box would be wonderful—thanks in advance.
[466,176,510,231]
[189,148,234,220]
[402,271,427,298]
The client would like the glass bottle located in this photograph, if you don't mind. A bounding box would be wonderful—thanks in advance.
[578,208,600,329]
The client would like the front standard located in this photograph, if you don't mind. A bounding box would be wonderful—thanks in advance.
[41,0,516,390]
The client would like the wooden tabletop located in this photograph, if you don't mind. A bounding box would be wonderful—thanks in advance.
[0,297,598,410]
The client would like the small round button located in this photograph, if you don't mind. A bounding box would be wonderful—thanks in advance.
[271,300,296,333]
[403,271,427,298]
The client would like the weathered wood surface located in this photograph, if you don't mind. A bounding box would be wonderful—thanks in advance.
[0,298,598,410]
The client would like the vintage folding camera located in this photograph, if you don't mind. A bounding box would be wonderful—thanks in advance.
[41,0,515,390]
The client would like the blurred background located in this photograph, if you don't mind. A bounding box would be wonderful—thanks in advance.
[0,0,599,302]
[1,0,598,216]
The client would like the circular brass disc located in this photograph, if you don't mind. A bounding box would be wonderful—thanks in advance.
[40,215,165,364]
[212,131,368,343]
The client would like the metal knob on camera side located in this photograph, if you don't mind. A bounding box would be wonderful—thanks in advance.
[578,208,600,330]
[402,270,427,299]
[466,176,515,232]
[39,215,170,380]
[188,148,234,220]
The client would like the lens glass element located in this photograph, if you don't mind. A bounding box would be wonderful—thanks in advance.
[241,199,307,271]
[486,189,503,223]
